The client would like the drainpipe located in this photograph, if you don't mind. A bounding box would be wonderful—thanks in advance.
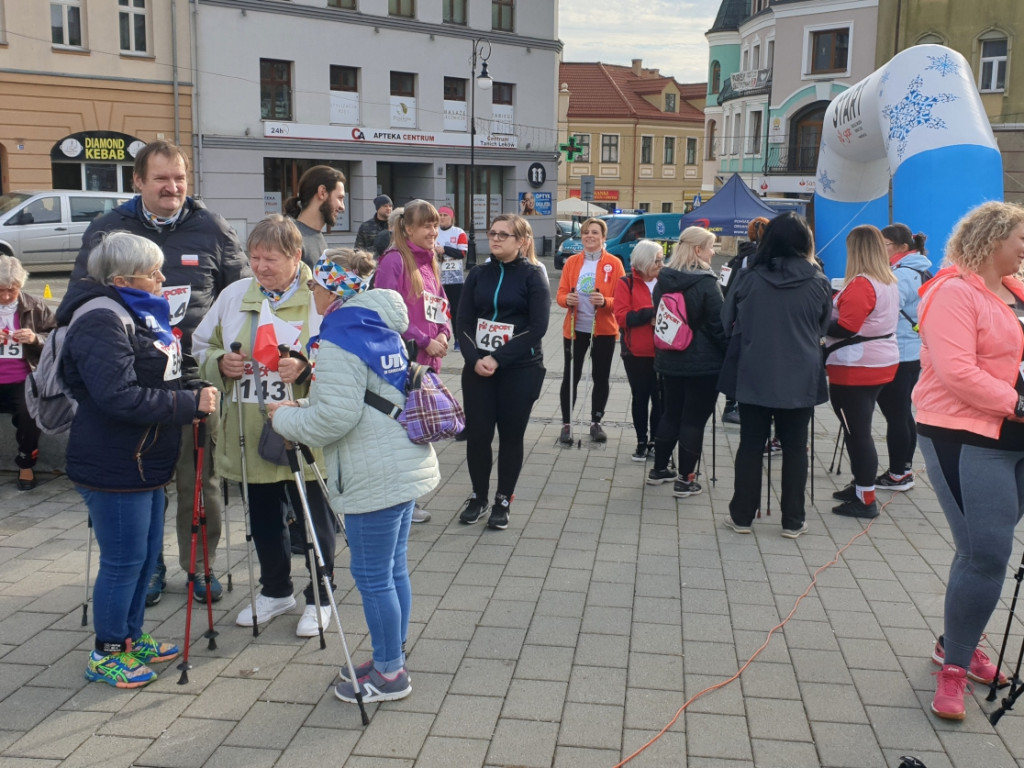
[171,0,180,145]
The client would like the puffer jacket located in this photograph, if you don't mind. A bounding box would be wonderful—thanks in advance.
[58,279,199,491]
[891,251,932,361]
[652,266,728,377]
[271,289,440,515]
[193,267,324,484]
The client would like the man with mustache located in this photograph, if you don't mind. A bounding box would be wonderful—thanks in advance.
[283,165,347,270]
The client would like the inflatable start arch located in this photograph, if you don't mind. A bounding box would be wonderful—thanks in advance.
[814,45,1003,277]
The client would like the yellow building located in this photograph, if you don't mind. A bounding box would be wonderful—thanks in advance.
[557,60,706,213]
[0,0,192,194]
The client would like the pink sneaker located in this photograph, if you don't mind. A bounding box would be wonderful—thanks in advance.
[931,664,969,720]
[931,635,1008,685]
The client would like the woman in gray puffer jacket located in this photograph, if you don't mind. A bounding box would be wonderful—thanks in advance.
[270,249,439,707]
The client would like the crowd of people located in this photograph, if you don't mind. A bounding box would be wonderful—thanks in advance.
[9,137,1024,723]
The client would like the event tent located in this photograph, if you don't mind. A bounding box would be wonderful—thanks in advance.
[676,173,778,236]
[556,197,606,217]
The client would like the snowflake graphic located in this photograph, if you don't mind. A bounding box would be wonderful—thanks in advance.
[818,169,836,194]
[879,69,892,97]
[925,53,960,78]
[881,75,958,159]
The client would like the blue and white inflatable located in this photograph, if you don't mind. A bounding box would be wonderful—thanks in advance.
[814,45,1003,278]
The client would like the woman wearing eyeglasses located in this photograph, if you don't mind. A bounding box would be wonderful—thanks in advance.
[455,214,550,530]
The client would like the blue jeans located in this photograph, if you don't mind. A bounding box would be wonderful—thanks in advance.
[345,500,414,674]
[78,487,164,652]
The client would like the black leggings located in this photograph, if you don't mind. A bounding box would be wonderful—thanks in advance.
[462,364,545,500]
[876,360,921,475]
[0,381,39,468]
[560,332,616,424]
[829,382,884,487]
[654,374,719,477]
[622,355,661,444]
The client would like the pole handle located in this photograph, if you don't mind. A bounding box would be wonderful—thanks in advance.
[230,341,242,354]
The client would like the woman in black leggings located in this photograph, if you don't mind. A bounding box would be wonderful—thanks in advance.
[456,214,550,530]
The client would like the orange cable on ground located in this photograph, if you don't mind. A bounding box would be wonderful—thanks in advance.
[612,493,901,767]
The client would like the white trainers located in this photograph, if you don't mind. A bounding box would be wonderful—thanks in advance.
[235,593,296,627]
[412,505,431,523]
[296,604,332,637]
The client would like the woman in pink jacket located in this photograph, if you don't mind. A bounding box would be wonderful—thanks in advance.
[913,201,1024,721]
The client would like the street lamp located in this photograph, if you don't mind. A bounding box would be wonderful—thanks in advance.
[467,38,492,267]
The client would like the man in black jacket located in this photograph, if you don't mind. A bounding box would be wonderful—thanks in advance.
[355,195,392,250]
[71,140,249,606]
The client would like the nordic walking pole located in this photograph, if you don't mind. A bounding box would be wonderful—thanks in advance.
[230,342,260,638]
[194,418,218,650]
[810,409,816,504]
[829,422,843,473]
[566,297,576,446]
[81,514,93,626]
[710,404,718,487]
[222,475,232,592]
[987,547,1024,704]
[297,442,347,547]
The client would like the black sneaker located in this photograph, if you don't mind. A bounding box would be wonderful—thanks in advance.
[559,424,573,444]
[832,499,879,519]
[631,442,648,462]
[832,482,857,503]
[488,494,511,530]
[875,471,914,491]
[722,408,740,425]
[458,494,488,525]
[145,557,166,606]
[647,467,676,485]
[590,422,607,442]
[673,475,702,498]
[646,442,655,461]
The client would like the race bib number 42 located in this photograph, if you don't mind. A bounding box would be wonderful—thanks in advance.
[236,361,286,404]
[476,319,515,350]
[423,291,449,324]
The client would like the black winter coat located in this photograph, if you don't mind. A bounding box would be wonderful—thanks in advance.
[57,280,200,491]
[70,197,250,380]
[652,267,728,377]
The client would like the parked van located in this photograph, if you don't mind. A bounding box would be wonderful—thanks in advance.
[0,190,131,269]
[554,213,684,271]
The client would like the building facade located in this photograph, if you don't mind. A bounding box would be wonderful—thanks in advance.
[0,0,192,195]
[193,0,560,251]
[704,0,878,207]
[876,0,1024,204]
[557,60,706,214]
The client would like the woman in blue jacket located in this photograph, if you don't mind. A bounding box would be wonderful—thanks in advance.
[60,232,218,689]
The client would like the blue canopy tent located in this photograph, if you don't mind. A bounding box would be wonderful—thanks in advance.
[677,173,778,237]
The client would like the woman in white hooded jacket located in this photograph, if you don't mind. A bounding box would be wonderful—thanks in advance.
[269,248,439,706]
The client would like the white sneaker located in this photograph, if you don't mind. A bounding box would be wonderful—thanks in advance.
[235,593,296,627]
[296,604,332,637]
[412,505,431,523]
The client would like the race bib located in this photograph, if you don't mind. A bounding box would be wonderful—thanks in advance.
[423,291,449,324]
[476,319,515,351]
[654,303,684,346]
[719,265,732,287]
[154,338,182,381]
[440,259,464,285]
[0,339,23,359]
[161,285,192,327]
[236,361,287,404]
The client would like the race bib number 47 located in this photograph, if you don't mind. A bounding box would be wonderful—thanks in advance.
[423,291,449,324]
[475,319,515,350]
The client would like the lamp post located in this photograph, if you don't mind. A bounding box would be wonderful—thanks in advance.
[467,38,492,267]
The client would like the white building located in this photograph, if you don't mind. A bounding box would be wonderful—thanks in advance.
[193,0,560,255]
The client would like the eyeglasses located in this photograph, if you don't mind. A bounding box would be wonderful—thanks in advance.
[487,230,514,241]
[126,267,164,281]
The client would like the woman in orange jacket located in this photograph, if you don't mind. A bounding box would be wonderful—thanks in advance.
[556,218,625,443]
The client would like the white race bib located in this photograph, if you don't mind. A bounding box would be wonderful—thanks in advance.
[423,291,449,324]
[719,265,732,287]
[654,303,684,346]
[475,319,515,351]
[236,361,287,404]
[161,285,192,327]
[440,259,464,285]
[0,339,23,359]
[154,338,182,381]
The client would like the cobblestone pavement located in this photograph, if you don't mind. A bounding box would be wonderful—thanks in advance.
[2,284,1024,768]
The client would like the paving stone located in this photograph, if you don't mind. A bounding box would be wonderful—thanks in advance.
[684,712,751,761]
[202,745,280,768]
[431,693,503,738]
[135,716,235,767]
[810,721,885,767]
[485,718,558,768]
[559,701,623,749]
[4,709,111,759]
[56,734,150,768]
[277,725,360,765]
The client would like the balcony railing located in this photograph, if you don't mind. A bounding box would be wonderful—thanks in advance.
[764,144,820,175]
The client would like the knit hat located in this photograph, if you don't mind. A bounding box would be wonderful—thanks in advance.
[373,195,393,210]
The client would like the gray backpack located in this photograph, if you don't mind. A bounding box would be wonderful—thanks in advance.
[25,297,134,435]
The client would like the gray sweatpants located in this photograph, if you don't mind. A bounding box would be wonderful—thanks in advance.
[919,435,1024,669]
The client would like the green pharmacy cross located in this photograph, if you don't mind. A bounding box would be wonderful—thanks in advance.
[560,136,584,162]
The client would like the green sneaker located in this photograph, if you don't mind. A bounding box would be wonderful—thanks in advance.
[131,633,180,664]
[85,651,158,689]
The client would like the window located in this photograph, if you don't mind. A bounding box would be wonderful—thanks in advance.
[742,49,749,72]
[571,133,590,162]
[641,136,653,165]
[665,93,676,113]
[328,0,356,7]
[261,59,292,120]
[686,137,697,165]
[330,65,359,123]
[980,38,1007,92]
[443,0,466,24]
[0,1,7,44]
[916,33,944,45]
[810,28,849,74]
[390,71,416,127]
[118,0,147,53]
[732,114,742,155]
[664,136,675,165]
[601,135,619,164]
[710,61,721,94]
[491,82,514,134]
[752,44,760,69]
[492,0,513,32]
[767,40,775,69]
[389,0,413,17]
[492,82,513,105]
[707,121,717,160]
[21,196,62,225]
[444,77,466,101]
[637,203,650,213]
[51,0,83,47]
[443,77,467,131]
[661,202,672,213]
[748,110,762,155]
[391,71,415,97]
[70,195,120,223]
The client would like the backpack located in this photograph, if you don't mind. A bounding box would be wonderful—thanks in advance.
[653,293,694,352]
[25,297,135,435]
[896,265,934,332]
[363,359,465,445]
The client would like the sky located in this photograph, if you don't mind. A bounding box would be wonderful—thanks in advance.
[558,0,723,84]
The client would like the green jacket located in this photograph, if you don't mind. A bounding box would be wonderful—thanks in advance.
[194,267,324,483]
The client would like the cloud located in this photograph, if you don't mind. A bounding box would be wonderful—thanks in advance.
[559,0,720,83]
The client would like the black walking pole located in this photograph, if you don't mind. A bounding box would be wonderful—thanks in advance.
[230,342,260,638]
[81,514,93,626]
